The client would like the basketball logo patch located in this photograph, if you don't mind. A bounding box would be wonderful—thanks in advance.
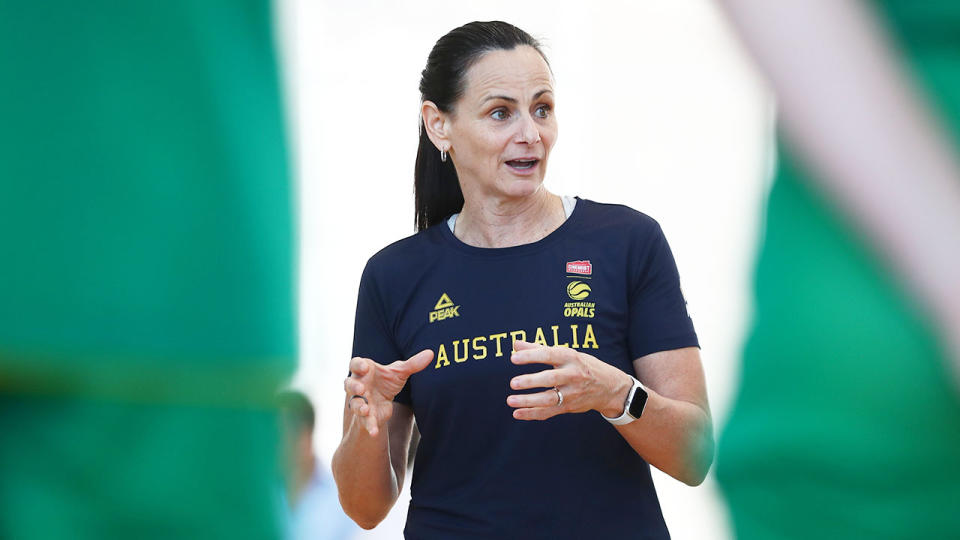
[566,281,591,300]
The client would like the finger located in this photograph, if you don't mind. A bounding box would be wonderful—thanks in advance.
[510,345,563,367]
[347,395,369,415]
[364,410,380,437]
[392,349,434,377]
[513,406,563,421]
[511,339,541,352]
[349,356,371,376]
[506,389,561,409]
[510,369,560,390]
[344,378,365,396]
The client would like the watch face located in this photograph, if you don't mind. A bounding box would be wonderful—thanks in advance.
[628,385,648,418]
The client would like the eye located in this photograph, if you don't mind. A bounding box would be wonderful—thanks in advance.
[534,104,552,118]
[490,108,509,121]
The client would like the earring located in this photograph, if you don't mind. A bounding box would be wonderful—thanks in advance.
[440,147,447,162]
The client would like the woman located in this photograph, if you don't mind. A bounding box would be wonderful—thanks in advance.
[332,21,713,539]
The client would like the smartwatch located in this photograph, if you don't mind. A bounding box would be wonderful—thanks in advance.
[602,376,648,425]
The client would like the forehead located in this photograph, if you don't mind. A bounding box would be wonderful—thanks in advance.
[461,46,553,100]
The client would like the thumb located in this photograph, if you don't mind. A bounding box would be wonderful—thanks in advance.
[394,349,435,377]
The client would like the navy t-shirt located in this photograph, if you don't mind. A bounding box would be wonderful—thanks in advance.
[352,198,698,539]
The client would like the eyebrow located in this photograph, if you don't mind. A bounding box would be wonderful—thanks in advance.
[482,89,553,104]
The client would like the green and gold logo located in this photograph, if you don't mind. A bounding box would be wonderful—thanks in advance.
[564,280,596,318]
[566,281,591,300]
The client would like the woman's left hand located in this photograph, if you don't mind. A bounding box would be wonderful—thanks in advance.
[507,340,632,420]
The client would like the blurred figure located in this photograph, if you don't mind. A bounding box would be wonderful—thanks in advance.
[0,2,294,538]
[279,391,359,540]
[716,1,960,538]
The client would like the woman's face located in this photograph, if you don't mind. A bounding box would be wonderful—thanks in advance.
[446,46,557,201]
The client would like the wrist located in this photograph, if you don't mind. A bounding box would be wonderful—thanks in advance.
[599,372,633,417]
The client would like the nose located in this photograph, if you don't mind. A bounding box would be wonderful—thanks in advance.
[514,112,541,145]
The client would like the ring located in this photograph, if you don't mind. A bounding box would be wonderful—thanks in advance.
[554,386,563,406]
[351,394,368,405]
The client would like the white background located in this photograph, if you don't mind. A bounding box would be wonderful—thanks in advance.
[278,1,773,538]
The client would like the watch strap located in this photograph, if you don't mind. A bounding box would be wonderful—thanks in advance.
[602,376,645,425]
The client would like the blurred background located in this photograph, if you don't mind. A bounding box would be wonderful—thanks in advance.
[279,1,772,538]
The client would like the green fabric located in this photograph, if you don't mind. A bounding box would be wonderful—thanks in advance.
[717,1,960,538]
[0,1,294,538]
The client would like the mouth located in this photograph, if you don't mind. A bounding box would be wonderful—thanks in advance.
[505,158,540,171]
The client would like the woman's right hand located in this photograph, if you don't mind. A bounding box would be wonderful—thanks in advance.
[344,349,434,437]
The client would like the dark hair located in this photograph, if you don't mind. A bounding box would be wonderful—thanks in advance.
[278,390,314,432]
[414,21,548,231]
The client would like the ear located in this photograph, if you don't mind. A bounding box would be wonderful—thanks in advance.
[421,101,451,153]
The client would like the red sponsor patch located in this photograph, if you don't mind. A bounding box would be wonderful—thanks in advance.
[566,260,592,275]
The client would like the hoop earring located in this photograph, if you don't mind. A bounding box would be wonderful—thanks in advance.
[440,148,447,162]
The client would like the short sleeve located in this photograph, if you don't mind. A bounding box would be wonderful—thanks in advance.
[351,261,411,405]
[627,222,699,360]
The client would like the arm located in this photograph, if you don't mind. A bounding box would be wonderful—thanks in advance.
[615,347,713,486]
[331,351,432,529]
[508,342,714,486]
[719,0,960,380]
[331,394,413,529]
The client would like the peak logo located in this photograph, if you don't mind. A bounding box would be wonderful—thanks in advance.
[429,293,460,323]
[566,260,592,276]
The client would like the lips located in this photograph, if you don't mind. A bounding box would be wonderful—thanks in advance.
[505,158,540,170]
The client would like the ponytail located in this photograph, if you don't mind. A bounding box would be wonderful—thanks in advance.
[414,122,463,231]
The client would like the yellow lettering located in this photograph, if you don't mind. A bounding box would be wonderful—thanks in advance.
[551,325,568,347]
[570,324,580,348]
[435,344,450,368]
[534,327,548,346]
[453,339,469,363]
[472,336,487,360]
[583,324,598,349]
[490,333,508,357]
[509,330,527,348]
[429,311,439,322]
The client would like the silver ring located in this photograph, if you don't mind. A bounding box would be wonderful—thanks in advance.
[350,394,368,405]
[554,386,563,406]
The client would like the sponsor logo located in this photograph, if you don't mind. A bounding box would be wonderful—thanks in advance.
[566,260,592,275]
[429,293,460,323]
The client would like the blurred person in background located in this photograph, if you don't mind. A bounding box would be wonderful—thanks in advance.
[333,21,713,539]
[279,391,360,540]
[716,1,960,537]
[0,2,295,538]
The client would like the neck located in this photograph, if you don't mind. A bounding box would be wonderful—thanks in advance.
[455,188,565,248]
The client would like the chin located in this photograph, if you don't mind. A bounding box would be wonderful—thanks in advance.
[502,178,545,199]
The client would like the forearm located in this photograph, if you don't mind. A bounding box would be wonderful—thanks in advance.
[331,417,401,529]
[601,377,714,486]
[720,0,960,377]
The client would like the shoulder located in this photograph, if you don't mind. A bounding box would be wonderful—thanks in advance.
[361,224,447,284]
[572,198,665,243]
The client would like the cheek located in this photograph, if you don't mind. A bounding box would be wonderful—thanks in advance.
[540,121,558,148]
[542,131,558,156]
